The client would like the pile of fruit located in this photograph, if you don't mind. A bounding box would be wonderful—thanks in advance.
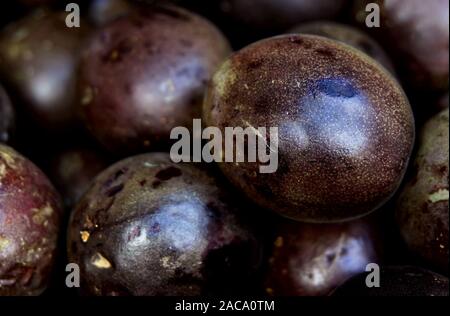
[0,0,448,296]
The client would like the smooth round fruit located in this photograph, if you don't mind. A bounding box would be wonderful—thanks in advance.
[333,266,449,296]
[0,83,14,144]
[216,0,347,33]
[0,144,62,295]
[0,9,89,130]
[67,153,261,296]
[396,109,449,272]
[354,0,449,92]
[290,21,395,74]
[264,218,380,296]
[204,34,415,222]
[79,5,231,154]
[49,147,109,209]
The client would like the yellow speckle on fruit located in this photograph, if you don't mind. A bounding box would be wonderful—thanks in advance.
[91,253,112,269]
[274,236,283,248]
[213,60,236,97]
[81,86,94,106]
[32,204,54,225]
[428,189,449,203]
[0,237,10,252]
[80,231,90,243]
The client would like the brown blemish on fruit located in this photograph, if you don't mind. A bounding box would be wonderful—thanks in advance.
[80,231,90,243]
[155,167,182,181]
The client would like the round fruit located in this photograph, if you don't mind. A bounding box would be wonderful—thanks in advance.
[264,218,380,296]
[290,21,395,74]
[0,9,89,130]
[332,266,449,296]
[67,153,261,295]
[0,84,14,144]
[0,144,62,295]
[204,34,415,222]
[78,5,231,154]
[354,0,449,92]
[396,108,449,272]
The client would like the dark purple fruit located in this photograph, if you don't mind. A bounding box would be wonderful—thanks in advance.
[0,144,62,295]
[67,153,261,296]
[265,218,380,296]
[333,266,449,296]
[0,83,14,144]
[0,9,89,130]
[49,147,109,209]
[290,21,395,74]
[396,109,448,273]
[204,34,415,222]
[79,5,231,154]
[88,0,133,27]
[216,0,347,33]
[354,0,449,92]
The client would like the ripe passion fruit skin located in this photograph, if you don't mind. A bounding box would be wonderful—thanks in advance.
[204,34,415,223]
[0,144,63,296]
[78,5,231,154]
[67,153,262,296]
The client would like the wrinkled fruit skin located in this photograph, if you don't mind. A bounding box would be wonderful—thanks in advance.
[67,153,261,296]
[290,21,395,74]
[264,218,380,296]
[0,144,62,295]
[204,35,415,222]
[0,9,88,130]
[79,5,231,154]
[0,84,14,144]
[217,0,347,33]
[396,109,449,273]
[49,147,109,209]
[354,0,449,92]
[333,266,449,296]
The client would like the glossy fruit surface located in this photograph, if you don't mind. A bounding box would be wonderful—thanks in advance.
[79,5,231,154]
[0,144,62,295]
[354,0,449,92]
[67,153,261,295]
[0,9,88,130]
[204,34,415,222]
[265,218,380,296]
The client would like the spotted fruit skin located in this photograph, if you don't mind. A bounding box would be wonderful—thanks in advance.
[396,109,449,273]
[67,153,261,296]
[290,21,395,74]
[204,34,415,222]
[264,218,380,296]
[0,144,62,296]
